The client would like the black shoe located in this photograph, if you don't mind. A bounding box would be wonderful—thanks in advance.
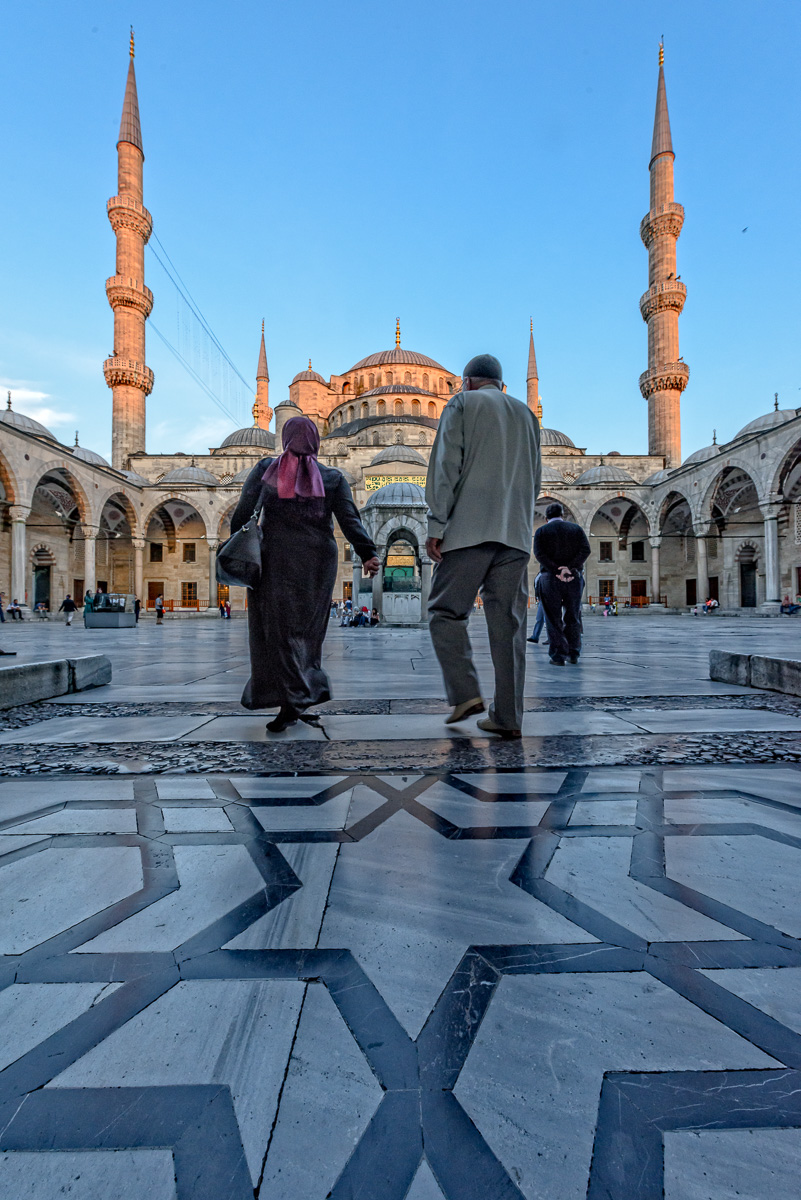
[527,636,539,643]
[267,705,300,733]
[550,656,566,666]
[568,654,580,665]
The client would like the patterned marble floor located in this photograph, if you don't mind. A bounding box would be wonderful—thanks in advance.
[2,763,801,1198]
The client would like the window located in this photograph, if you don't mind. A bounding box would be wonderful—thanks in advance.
[386,372,393,384]
[183,543,196,564]
[373,433,380,445]
[439,377,445,391]
[369,373,375,388]
[631,541,645,562]
[404,371,411,384]
[361,402,369,418]
[377,400,386,416]
[412,399,420,417]
[599,541,614,562]
[419,432,427,445]
[422,373,429,388]
[344,545,352,562]
[428,401,437,417]
[394,400,403,416]
[149,543,163,563]
[598,579,614,599]
[181,581,198,607]
[348,406,355,422]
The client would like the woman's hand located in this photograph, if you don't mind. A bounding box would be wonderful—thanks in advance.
[363,556,381,578]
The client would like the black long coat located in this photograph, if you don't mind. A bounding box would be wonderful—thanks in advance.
[230,458,376,711]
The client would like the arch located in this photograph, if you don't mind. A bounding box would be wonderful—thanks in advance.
[735,540,760,563]
[141,494,211,545]
[411,399,421,417]
[534,494,579,525]
[367,512,428,550]
[0,447,19,504]
[347,405,355,423]
[586,494,653,539]
[428,401,437,418]
[361,402,370,419]
[394,400,404,417]
[657,487,694,535]
[97,487,141,538]
[372,433,380,446]
[377,400,386,417]
[699,462,761,526]
[768,434,801,498]
[342,382,351,393]
[23,460,91,525]
[29,541,56,565]
[216,500,240,540]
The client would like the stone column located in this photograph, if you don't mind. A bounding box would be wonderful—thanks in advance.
[351,558,362,606]
[83,532,97,596]
[9,505,30,605]
[132,537,145,602]
[695,532,709,606]
[761,503,782,611]
[207,539,219,608]
[421,558,432,617]
[649,536,663,606]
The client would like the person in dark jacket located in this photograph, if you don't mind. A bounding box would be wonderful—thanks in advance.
[58,594,77,626]
[532,503,591,665]
[230,416,379,732]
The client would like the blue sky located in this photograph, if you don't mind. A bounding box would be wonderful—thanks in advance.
[1,1,798,461]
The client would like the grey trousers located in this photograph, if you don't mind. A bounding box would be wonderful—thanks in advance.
[428,541,530,730]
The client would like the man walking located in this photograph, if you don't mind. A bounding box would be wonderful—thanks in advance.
[58,594,77,626]
[532,503,590,665]
[426,353,541,738]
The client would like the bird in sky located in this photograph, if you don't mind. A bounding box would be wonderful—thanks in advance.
[742,227,749,232]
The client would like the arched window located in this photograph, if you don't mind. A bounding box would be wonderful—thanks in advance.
[342,381,351,393]
[422,373,429,389]
[428,401,437,417]
[368,373,375,388]
[361,402,369,418]
[377,399,386,416]
[418,432,427,445]
[359,376,365,389]
[411,399,420,417]
[394,400,403,416]
[347,405,355,422]
[404,371,411,384]
[386,371,393,384]
[376,373,382,386]
[439,377,445,392]
[373,433,380,446]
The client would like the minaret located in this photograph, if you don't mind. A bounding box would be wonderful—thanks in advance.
[526,319,542,421]
[104,30,154,470]
[252,320,272,429]
[638,43,688,468]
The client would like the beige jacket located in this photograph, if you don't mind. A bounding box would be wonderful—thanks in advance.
[425,386,541,554]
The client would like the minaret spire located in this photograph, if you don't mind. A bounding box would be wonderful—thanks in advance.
[395,318,401,347]
[526,319,542,422]
[638,43,688,468]
[253,321,272,430]
[104,34,154,470]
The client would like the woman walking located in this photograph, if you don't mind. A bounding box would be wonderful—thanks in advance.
[230,416,379,732]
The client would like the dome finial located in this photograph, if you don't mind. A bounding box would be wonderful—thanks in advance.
[74,431,80,447]
[712,429,717,445]
[252,396,259,426]
[308,358,312,370]
[130,26,135,60]
[774,392,779,411]
[6,391,11,411]
[395,318,401,347]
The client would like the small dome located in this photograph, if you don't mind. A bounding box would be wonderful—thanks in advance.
[276,399,301,410]
[369,444,427,467]
[607,450,621,456]
[232,465,255,484]
[734,407,797,440]
[72,445,110,467]
[642,468,673,486]
[349,347,448,372]
[122,469,150,486]
[158,464,219,486]
[364,481,427,508]
[540,427,575,448]
[0,400,55,441]
[682,444,720,466]
[540,464,565,482]
[220,426,274,450]
[573,463,636,486]
[291,364,326,385]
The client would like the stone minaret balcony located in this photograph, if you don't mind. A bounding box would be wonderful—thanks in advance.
[639,279,687,322]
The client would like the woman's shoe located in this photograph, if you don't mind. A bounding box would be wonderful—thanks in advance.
[267,705,300,733]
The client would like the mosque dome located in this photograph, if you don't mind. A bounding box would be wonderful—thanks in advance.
[158,464,219,486]
[540,464,565,483]
[682,444,720,466]
[364,481,427,508]
[291,364,326,385]
[573,463,636,486]
[72,440,110,467]
[733,406,797,441]
[349,347,448,372]
[275,399,302,411]
[219,425,274,450]
[0,398,55,442]
[540,427,575,448]
[232,466,254,484]
[360,384,439,398]
[122,469,150,486]
[642,468,673,486]
[369,444,427,467]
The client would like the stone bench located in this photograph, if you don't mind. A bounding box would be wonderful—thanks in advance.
[710,650,801,697]
[0,655,111,709]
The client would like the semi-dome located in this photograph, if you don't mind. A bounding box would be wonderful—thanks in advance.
[219,425,274,450]
[540,427,575,448]
[364,481,427,508]
[158,464,219,486]
[540,464,565,483]
[734,406,797,440]
[0,398,55,442]
[682,444,720,466]
[122,469,150,486]
[573,463,636,486]
[642,468,673,486]
[358,384,439,398]
[369,444,427,467]
[349,347,448,372]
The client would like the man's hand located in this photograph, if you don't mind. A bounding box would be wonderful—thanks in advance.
[363,556,380,578]
[557,566,573,583]
[426,537,444,563]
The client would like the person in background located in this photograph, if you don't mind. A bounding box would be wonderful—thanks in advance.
[780,595,800,615]
[533,502,591,665]
[134,597,141,624]
[426,353,541,738]
[58,594,76,626]
[0,592,5,623]
[7,599,23,621]
[35,602,49,620]
[231,415,379,732]
[219,599,226,618]
[527,572,545,644]
[155,594,164,625]
[370,608,380,627]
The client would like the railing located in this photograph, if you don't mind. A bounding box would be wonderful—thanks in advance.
[586,595,666,608]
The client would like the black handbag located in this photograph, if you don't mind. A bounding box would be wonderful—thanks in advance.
[216,486,267,589]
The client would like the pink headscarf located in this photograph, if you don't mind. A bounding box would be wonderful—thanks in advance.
[262,416,325,503]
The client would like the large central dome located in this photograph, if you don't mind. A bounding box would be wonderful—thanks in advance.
[348,347,448,372]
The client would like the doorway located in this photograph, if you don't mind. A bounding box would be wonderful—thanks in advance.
[33,565,51,610]
[147,581,164,610]
[740,562,757,607]
[343,582,352,601]
[631,580,647,602]
[685,579,697,606]
[708,576,719,602]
